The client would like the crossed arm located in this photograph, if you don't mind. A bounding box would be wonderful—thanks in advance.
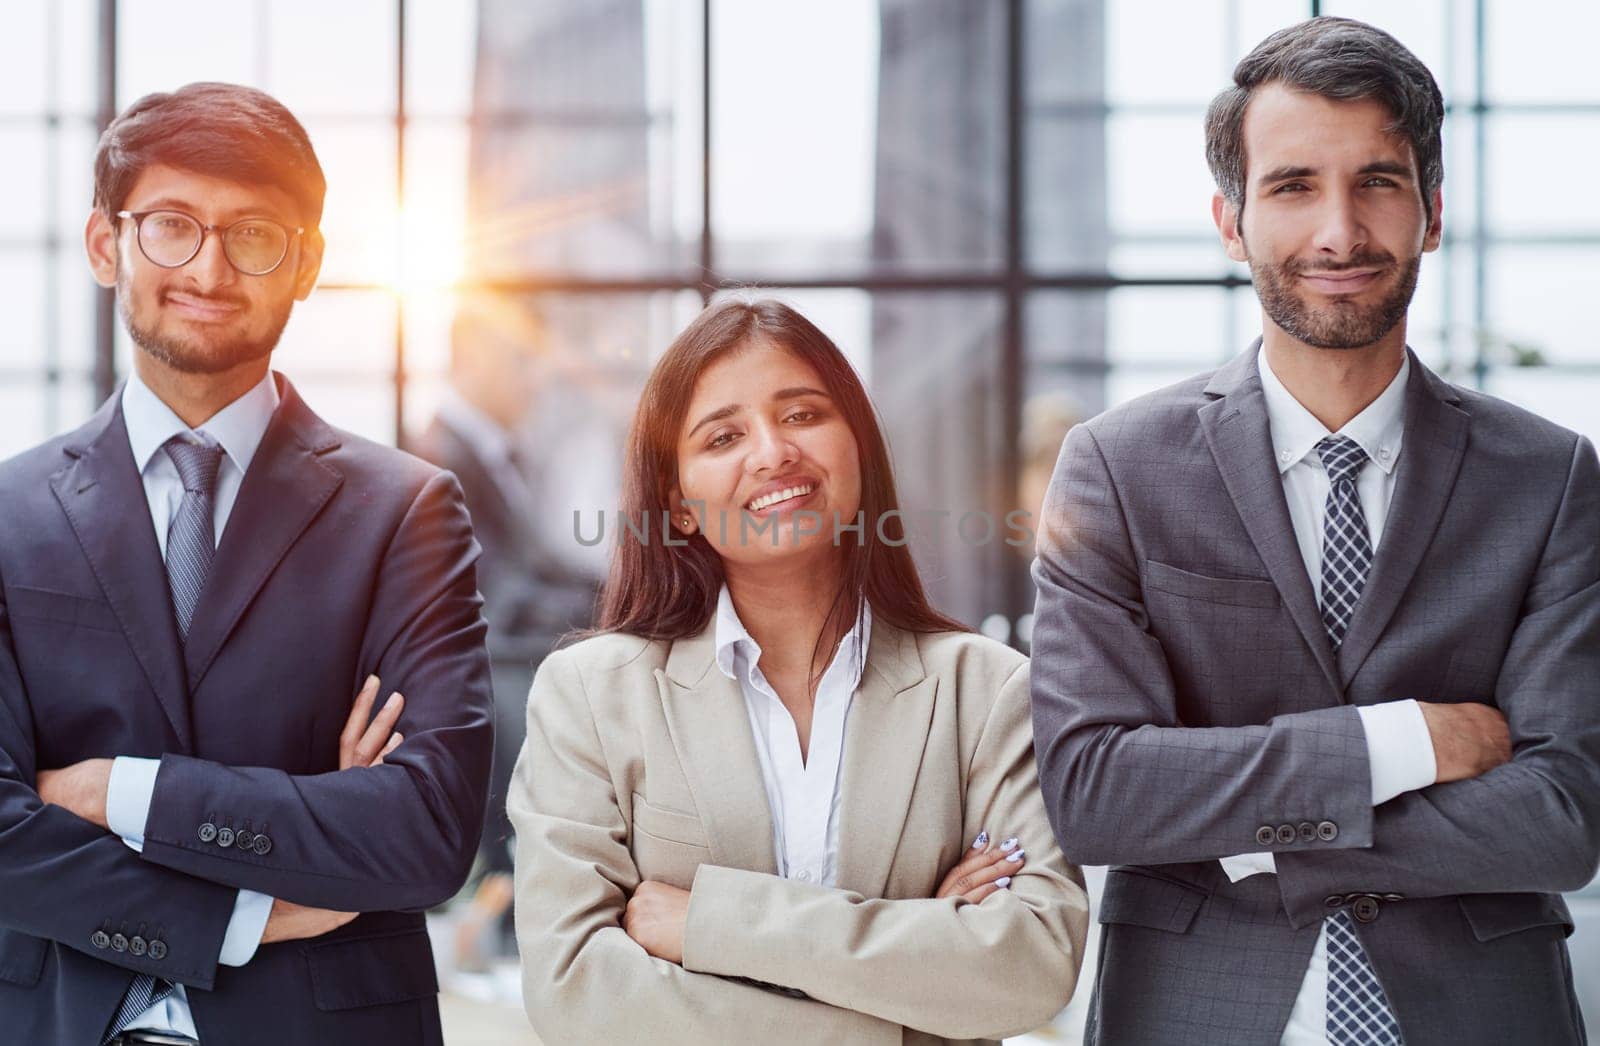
[511,650,1088,1044]
[1029,424,1600,913]
[35,675,412,947]
[0,470,494,983]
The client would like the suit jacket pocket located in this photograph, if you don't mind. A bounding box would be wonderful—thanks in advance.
[5,586,120,633]
[1144,560,1280,609]
[631,792,708,846]
[0,929,46,987]
[1098,867,1208,934]
[305,928,439,1011]
[630,793,710,890]
[1458,892,1574,942]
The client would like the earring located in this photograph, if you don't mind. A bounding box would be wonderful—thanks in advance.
[682,516,692,528]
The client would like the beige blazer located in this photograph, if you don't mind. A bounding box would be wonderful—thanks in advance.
[509,616,1088,1045]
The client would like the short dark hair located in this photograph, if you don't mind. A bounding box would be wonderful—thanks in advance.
[1205,17,1444,225]
[93,82,326,228]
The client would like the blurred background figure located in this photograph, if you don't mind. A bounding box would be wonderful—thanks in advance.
[1013,392,1082,654]
[409,293,599,973]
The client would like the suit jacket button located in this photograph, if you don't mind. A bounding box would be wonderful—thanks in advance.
[198,823,218,844]
[110,933,128,952]
[91,930,110,949]
[1256,826,1276,846]
[129,936,148,957]
[1317,820,1339,841]
[1324,895,1344,909]
[148,940,168,961]
[235,829,255,850]
[216,827,235,848]
[1275,824,1296,845]
[1297,821,1317,843]
[252,834,273,856]
[1352,895,1381,923]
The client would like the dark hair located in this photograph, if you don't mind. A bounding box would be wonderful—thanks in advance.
[596,297,970,647]
[1205,17,1444,225]
[93,82,327,228]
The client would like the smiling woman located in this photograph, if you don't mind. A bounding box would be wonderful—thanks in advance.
[598,297,966,646]
[506,297,1090,1045]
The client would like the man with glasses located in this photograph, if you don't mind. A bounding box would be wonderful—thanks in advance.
[0,82,493,1044]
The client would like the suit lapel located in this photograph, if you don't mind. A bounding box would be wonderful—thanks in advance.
[49,396,193,748]
[1199,346,1342,695]
[660,623,780,875]
[834,621,934,899]
[182,376,343,689]
[1336,355,1469,684]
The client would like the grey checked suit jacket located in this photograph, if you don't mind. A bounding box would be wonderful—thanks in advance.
[1030,343,1599,1046]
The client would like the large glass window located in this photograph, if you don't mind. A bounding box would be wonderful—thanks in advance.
[4,2,1598,1037]
[5,0,1598,627]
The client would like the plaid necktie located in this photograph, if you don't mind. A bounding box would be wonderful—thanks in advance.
[1315,434,1404,1045]
[103,436,223,1044]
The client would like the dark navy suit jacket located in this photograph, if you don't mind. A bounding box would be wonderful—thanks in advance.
[0,374,494,1044]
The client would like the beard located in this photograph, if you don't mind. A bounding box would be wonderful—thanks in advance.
[118,280,291,375]
[1247,246,1420,350]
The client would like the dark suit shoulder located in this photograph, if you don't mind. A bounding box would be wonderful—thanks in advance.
[1078,371,1216,445]
[1069,370,1219,473]
[1446,380,1586,460]
[318,426,456,505]
[0,428,87,488]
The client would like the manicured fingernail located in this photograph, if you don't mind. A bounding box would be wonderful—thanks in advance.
[971,831,989,849]
[1000,836,1019,852]
[385,692,402,709]
[364,675,379,690]
[995,876,1012,889]
[1006,849,1026,863]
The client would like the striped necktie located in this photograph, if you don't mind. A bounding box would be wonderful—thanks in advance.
[103,436,223,1044]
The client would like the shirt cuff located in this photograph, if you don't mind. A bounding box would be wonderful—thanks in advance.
[218,890,275,967]
[1357,699,1438,805]
[1219,852,1277,882]
[105,756,161,852]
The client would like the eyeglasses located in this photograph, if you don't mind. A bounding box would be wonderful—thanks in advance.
[115,209,304,276]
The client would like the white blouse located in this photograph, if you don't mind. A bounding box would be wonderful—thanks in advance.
[713,585,871,888]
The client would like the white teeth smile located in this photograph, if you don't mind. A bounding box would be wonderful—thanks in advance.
[746,484,815,512]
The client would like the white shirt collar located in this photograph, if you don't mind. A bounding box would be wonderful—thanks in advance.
[713,583,872,691]
[122,366,280,477]
[1256,347,1408,476]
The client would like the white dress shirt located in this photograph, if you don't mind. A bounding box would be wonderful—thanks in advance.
[103,367,281,1035]
[1218,348,1437,1045]
[713,585,871,887]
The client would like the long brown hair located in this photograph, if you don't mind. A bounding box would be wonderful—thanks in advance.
[595,297,969,647]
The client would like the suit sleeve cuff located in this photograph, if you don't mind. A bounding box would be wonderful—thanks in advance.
[218,889,274,966]
[106,756,161,852]
[1357,699,1437,805]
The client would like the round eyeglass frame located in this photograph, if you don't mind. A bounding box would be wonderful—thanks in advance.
[115,209,305,276]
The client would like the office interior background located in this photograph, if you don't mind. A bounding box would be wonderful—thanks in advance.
[3,1,1596,1041]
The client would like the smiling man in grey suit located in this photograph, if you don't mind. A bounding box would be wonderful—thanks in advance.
[1030,17,1598,1046]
